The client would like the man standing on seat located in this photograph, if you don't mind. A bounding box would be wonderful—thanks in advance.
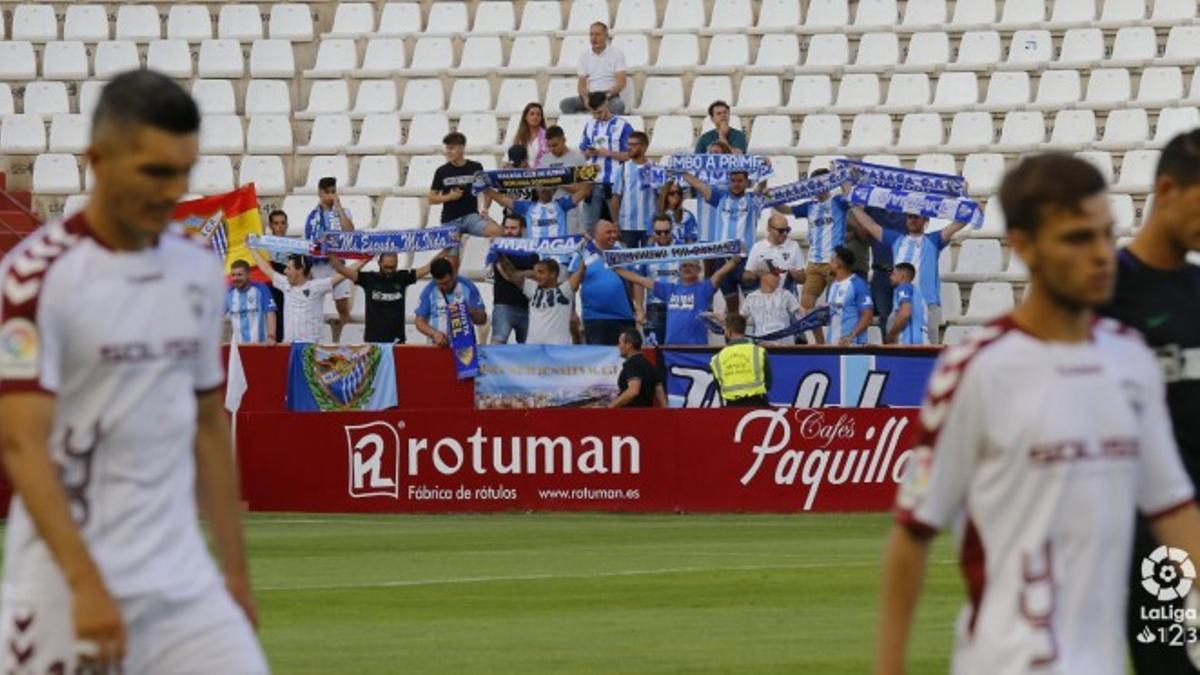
[331,251,448,344]
[578,93,632,234]
[429,132,501,242]
[561,22,628,116]
[305,176,354,342]
[611,131,657,249]
[681,169,767,315]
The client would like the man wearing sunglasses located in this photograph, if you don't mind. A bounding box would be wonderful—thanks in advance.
[639,214,684,345]
[747,213,805,289]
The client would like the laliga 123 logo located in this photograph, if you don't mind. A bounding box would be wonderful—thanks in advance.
[346,421,400,499]
[1142,545,1197,601]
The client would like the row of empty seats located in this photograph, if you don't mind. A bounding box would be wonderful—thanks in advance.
[7,0,1195,44]
[8,25,1200,82]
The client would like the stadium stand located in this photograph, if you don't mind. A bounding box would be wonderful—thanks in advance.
[1,0,1197,345]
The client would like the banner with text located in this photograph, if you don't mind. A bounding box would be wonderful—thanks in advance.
[475,345,624,409]
[661,347,938,409]
[236,408,920,513]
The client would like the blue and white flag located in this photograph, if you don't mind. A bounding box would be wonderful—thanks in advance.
[285,343,398,412]
[847,185,985,229]
[603,239,742,268]
[472,165,598,194]
[476,345,624,409]
[447,299,479,380]
[640,154,773,190]
[319,227,458,257]
[487,235,585,264]
[763,169,851,208]
[835,159,967,197]
[248,234,316,257]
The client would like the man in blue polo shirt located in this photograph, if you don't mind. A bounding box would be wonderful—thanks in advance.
[848,199,970,343]
[615,256,743,346]
[572,220,638,345]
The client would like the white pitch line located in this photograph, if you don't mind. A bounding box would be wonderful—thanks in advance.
[257,559,954,593]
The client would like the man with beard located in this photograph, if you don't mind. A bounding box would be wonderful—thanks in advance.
[331,251,449,344]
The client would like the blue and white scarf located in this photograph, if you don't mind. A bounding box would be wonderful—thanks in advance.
[835,159,967,197]
[702,306,831,341]
[603,239,742,268]
[319,227,458,257]
[248,234,317,257]
[640,154,773,190]
[762,169,851,208]
[833,160,982,228]
[486,235,585,264]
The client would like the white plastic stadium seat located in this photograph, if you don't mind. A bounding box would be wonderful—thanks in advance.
[796,115,844,153]
[1047,110,1097,150]
[1116,150,1160,194]
[845,114,893,153]
[33,154,81,194]
[783,75,833,113]
[749,35,800,73]
[897,114,944,152]
[167,5,214,42]
[1076,150,1116,184]
[521,1,563,33]
[0,41,37,80]
[199,115,244,154]
[945,112,994,153]
[23,82,70,118]
[349,114,401,154]
[757,0,802,32]
[302,156,351,192]
[48,114,89,153]
[952,0,997,27]
[1101,0,1147,24]
[246,80,292,116]
[1000,1,1046,28]
[567,0,610,32]
[399,114,450,155]
[881,74,931,113]
[78,82,103,120]
[1057,29,1104,67]
[398,155,442,196]
[1154,107,1200,147]
[640,77,685,114]
[953,239,1003,277]
[147,40,193,79]
[376,197,425,232]
[1033,70,1083,110]
[426,3,470,35]
[349,156,400,196]
[902,0,948,29]
[962,153,1006,195]
[190,80,236,116]
[1006,30,1053,69]
[329,3,377,38]
[803,34,850,71]
[662,0,706,31]
[851,33,900,71]
[1110,27,1159,66]
[964,282,1015,321]
[238,156,287,196]
[1095,108,1150,150]
[834,74,880,113]
[1152,0,1197,24]
[1084,69,1132,110]
[250,40,296,78]
[904,32,951,72]
[43,41,90,80]
[996,111,1045,152]
[459,37,504,75]
[13,4,57,42]
[736,76,782,114]
[299,115,352,154]
[933,72,979,111]
[190,156,235,194]
[65,5,110,42]
[612,34,650,69]
[1,115,47,154]
[458,113,499,151]
[218,5,264,42]
[495,80,539,116]
[1164,26,1200,65]
[706,0,752,33]
[409,38,455,75]
[747,116,794,154]
[614,0,658,31]
[1138,67,1185,105]
[1051,0,1098,26]
[270,4,315,42]
[650,34,700,73]
[954,31,1002,71]
[701,34,750,73]
[246,115,293,154]
[94,41,141,80]
[299,81,351,118]
[805,0,850,29]
[686,76,733,115]
[356,38,407,77]
[400,80,446,116]
[980,72,1031,111]
[377,3,423,37]
[198,40,245,79]
[506,37,553,74]
[305,39,358,78]
[115,6,160,41]
[854,0,899,30]
[447,79,492,116]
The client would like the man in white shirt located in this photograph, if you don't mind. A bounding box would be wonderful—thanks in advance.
[0,69,265,674]
[497,257,587,345]
[877,153,1200,675]
[561,22,628,116]
[746,213,805,290]
[739,268,802,347]
[251,249,353,343]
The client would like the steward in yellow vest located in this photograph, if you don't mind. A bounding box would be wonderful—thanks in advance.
[710,314,771,407]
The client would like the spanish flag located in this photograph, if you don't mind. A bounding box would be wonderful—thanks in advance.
[172,184,265,276]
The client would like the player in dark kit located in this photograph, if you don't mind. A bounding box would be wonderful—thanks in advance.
[1099,130,1200,674]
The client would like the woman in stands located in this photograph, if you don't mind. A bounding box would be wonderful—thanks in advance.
[658,180,699,243]
[515,102,549,168]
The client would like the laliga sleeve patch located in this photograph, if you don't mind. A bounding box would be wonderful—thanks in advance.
[0,318,39,380]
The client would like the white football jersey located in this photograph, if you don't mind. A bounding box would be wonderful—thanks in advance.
[0,214,225,599]
[270,271,333,343]
[896,316,1194,675]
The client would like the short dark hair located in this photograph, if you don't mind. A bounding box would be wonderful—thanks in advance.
[286,254,311,275]
[430,258,454,279]
[535,258,560,278]
[894,262,916,280]
[503,213,524,226]
[268,209,287,223]
[231,259,252,272]
[1156,129,1200,187]
[707,100,730,118]
[619,328,643,350]
[507,144,529,165]
[725,313,748,335]
[92,70,200,138]
[629,131,649,145]
[318,177,337,191]
[999,153,1107,236]
[652,212,671,226]
[729,170,749,179]
[587,92,609,110]
[810,167,831,178]
[443,132,467,147]
[833,246,855,268]
[545,125,565,141]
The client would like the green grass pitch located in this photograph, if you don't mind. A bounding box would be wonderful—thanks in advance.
[242,513,961,673]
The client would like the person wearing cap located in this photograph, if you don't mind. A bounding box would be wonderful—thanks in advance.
[711,313,771,407]
[615,255,743,346]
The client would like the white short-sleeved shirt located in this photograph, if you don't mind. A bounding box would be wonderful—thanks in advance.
[739,289,799,346]
[270,272,334,343]
[747,239,804,276]
[523,280,575,345]
[578,45,626,93]
[0,214,226,599]
[896,316,1195,675]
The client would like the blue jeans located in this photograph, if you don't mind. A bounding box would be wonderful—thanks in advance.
[583,319,634,346]
[870,267,894,331]
[560,95,627,116]
[444,212,490,236]
[581,183,612,235]
[490,304,528,344]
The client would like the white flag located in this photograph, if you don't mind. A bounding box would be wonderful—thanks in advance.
[224,340,248,414]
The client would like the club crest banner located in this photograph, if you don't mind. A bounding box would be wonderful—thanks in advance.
[286,343,398,412]
[640,154,773,190]
[475,345,624,409]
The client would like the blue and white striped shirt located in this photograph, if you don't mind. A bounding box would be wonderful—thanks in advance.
[613,159,657,233]
[668,209,700,243]
[304,205,353,268]
[226,282,277,344]
[513,198,575,240]
[792,196,848,264]
[695,198,721,242]
[882,230,949,306]
[579,116,632,185]
[892,282,928,345]
[824,275,873,345]
[705,188,765,253]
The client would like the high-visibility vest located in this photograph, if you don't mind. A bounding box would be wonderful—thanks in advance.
[710,342,767,400]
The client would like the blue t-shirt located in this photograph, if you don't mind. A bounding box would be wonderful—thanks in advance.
[892,282,928,345]
[642,238,683,306]
[668,209,700,243]
[825,275,873,345]
[572,242,634,321]
[414,277,485,337]
[653,280,713,345]
[705,188,764,253]
[792,196,848,264]
[613,159,657,233]
[226,282,277,344]
[882,229,949,306]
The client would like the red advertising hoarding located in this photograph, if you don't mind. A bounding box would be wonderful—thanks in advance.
[237,407,919,513]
